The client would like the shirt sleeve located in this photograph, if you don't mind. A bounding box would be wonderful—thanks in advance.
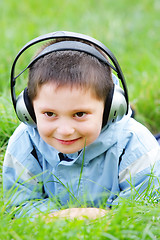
[112,122,160,205]
[118,146,160,198]
[3,148,58,218]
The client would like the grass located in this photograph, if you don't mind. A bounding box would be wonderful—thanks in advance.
[0,0,160,239]
[1,194,160,239]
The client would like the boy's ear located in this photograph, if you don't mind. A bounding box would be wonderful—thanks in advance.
[15,88,37,127]
[102,84,127,128]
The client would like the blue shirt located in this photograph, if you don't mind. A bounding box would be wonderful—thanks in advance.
[3,109,160,217]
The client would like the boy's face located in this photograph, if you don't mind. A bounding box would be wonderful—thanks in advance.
[33,83,104,154]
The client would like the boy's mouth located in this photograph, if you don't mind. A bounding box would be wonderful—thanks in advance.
[55,137,82,145]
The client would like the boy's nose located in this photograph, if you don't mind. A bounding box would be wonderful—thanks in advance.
[56,123,75,136]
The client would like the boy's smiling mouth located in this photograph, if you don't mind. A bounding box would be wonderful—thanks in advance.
[54,137,82,145]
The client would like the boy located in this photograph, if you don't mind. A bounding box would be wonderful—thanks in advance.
[3,31,160,219]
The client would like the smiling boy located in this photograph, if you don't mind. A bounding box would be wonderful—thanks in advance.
[3,32,160,219]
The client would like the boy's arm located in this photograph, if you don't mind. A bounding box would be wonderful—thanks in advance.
[3,151,58,218]
[109,117,160,205]
[115,144,160,205]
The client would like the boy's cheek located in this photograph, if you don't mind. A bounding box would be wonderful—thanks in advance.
[37,122,53,136]
[85,130,102,146]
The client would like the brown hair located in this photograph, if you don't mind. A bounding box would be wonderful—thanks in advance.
[28,39,113,102]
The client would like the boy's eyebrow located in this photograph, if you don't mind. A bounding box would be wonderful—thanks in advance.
[37,106,56,112]
[37,105,95,112]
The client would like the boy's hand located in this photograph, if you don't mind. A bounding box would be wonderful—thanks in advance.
[46,208,107,221]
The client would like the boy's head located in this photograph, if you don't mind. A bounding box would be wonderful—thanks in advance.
[27,39,114,153]
[11,32,128,153]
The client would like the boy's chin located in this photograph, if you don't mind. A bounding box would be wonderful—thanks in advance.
[51,144,83,154]
[50,140,86,154]
[59,148,82,155]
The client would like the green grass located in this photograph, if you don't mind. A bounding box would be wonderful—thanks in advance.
[0,0,160,239]
[1,195,160,239]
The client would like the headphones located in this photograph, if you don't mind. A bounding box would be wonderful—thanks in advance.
[11,31,129,128]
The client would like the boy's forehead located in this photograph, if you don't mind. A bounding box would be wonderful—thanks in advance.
[35,82,103,106]
[37,82,99,99]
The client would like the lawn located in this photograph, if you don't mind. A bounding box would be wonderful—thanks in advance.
[0,0,160,239]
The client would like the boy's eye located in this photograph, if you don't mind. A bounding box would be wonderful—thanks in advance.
[45,112,56,117]
[74,112,87,118]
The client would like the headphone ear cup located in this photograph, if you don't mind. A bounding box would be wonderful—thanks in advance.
[16,88,36,127]
[102,84,127,127]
